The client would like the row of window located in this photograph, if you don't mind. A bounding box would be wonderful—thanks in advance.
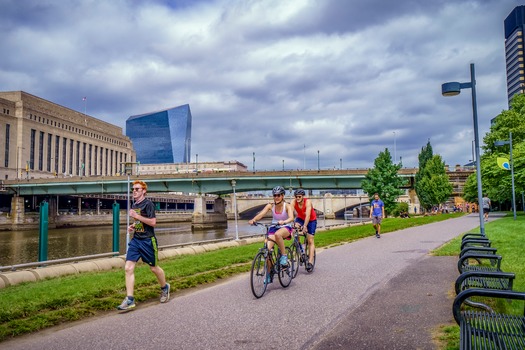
[3,123,132,177]
[2,108,9,115]
[28,113,129,147]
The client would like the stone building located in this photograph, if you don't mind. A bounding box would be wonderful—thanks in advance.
[0,91,135,180]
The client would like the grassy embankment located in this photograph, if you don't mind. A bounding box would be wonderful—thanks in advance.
[0,213,464,342]
[432,213,525,350]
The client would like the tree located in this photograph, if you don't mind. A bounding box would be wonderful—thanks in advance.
[415,155,453,210]
[415,140,433,210]
[362,148,404,215]
[469,93,525,207]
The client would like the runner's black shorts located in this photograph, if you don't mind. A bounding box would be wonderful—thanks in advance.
[126,236,159,266]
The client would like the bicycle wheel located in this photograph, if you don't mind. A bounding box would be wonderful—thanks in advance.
[305,242,316,273]
[250,251,268,298]
[277,247,293,288]
[289,242,300,279]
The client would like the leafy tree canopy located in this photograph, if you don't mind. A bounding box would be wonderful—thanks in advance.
[362,148,404,215]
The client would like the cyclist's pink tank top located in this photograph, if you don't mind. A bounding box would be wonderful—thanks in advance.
[272,202,290,222]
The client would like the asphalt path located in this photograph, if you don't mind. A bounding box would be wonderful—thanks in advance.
[1,214,488,350]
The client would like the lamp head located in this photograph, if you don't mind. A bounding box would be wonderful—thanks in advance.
[441,82,461,96]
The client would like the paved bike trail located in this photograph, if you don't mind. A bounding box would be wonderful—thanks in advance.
[1,214,489,350]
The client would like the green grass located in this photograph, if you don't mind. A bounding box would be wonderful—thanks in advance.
[432,213,525,350]
[0,213,464,342]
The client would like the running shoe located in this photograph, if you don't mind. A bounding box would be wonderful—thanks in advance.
[279,255,288,266]
[160,283,170,303]
[117,296,136,311]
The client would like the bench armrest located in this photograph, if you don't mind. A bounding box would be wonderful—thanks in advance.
[454,271,515,294]
[458,253,502,273]
[459,246,497,258]
[462,233,488,241]
[452,289,525,324]
[460,238,491,250]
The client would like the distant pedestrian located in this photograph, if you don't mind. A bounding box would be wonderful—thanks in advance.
[117,180,170,311]
[369,193,385,238]
[482,194,491,222]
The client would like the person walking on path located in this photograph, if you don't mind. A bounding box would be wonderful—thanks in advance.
[370,193,385,238]
[117,180,170,311]
[290,188,317,272]
[482,194,491,222]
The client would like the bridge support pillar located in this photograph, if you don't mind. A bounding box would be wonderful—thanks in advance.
[10,196,25,225]
[192,196,227,230]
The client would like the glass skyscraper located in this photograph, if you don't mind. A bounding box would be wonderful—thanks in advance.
[505,6,525,105]
[126,104,192,164]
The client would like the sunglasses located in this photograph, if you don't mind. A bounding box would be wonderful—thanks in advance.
[273,194,282,197]
[295,195,303,198]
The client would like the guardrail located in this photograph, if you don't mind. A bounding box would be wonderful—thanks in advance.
[0,235,266,272]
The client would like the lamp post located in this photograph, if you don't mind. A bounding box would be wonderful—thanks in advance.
[494,132,516,220]
[231,180,239,240]
[442,63,485,235]
[393,131,396,163]
[317,150,320,172]
[252,152,255,172]
[121,162,139,252]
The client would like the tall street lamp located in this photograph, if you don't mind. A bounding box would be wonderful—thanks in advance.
[494,132,516,220]
[231,180,239,240]
[442,63,485,235]
[317,150,320,172]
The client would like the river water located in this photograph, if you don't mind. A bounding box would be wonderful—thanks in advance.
[0,218,348,267]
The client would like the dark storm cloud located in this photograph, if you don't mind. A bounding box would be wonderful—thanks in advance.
[0,0,523,170]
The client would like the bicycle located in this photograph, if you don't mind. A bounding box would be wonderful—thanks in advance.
[289,225,316,278]
[250,222,295,298]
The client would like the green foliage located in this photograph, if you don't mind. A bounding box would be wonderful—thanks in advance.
[416,155,453,210]
[475,93,525,205]
[391,202,409,217]
[415,140,433,185]
[361,148,404,215]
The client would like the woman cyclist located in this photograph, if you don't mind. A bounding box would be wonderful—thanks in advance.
[290,188,317,272]
[249,186,294,270]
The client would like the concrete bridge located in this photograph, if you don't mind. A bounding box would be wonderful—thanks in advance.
[231,194,371,219]
[1,168,417,196]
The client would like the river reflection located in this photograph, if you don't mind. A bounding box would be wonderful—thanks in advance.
[0,219,347,266]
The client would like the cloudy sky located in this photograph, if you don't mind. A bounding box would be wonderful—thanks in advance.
[1,0,521,171]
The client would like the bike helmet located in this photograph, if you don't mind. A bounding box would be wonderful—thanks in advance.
[272,186,286,196]
[294,188,306,196]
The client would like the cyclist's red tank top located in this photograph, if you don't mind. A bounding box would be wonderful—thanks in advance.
[294,198,317,221]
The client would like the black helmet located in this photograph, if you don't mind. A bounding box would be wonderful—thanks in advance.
[294,188,306,196]
[272,186,285,196]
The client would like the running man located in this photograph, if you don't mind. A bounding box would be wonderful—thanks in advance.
[369,193,385,238]
[117,180,170,311]
[290,188,317,272]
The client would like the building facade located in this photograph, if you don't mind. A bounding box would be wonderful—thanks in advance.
[0,91,135,180]
[505,5,525,105]
[137,161,248,175]
[126,104,192,164]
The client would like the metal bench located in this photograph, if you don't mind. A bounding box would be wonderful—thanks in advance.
[453,289,525,349]
[458,253,502,274]
[460,238,491,251]
[455,271,515,311]
[459,246,497,258]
